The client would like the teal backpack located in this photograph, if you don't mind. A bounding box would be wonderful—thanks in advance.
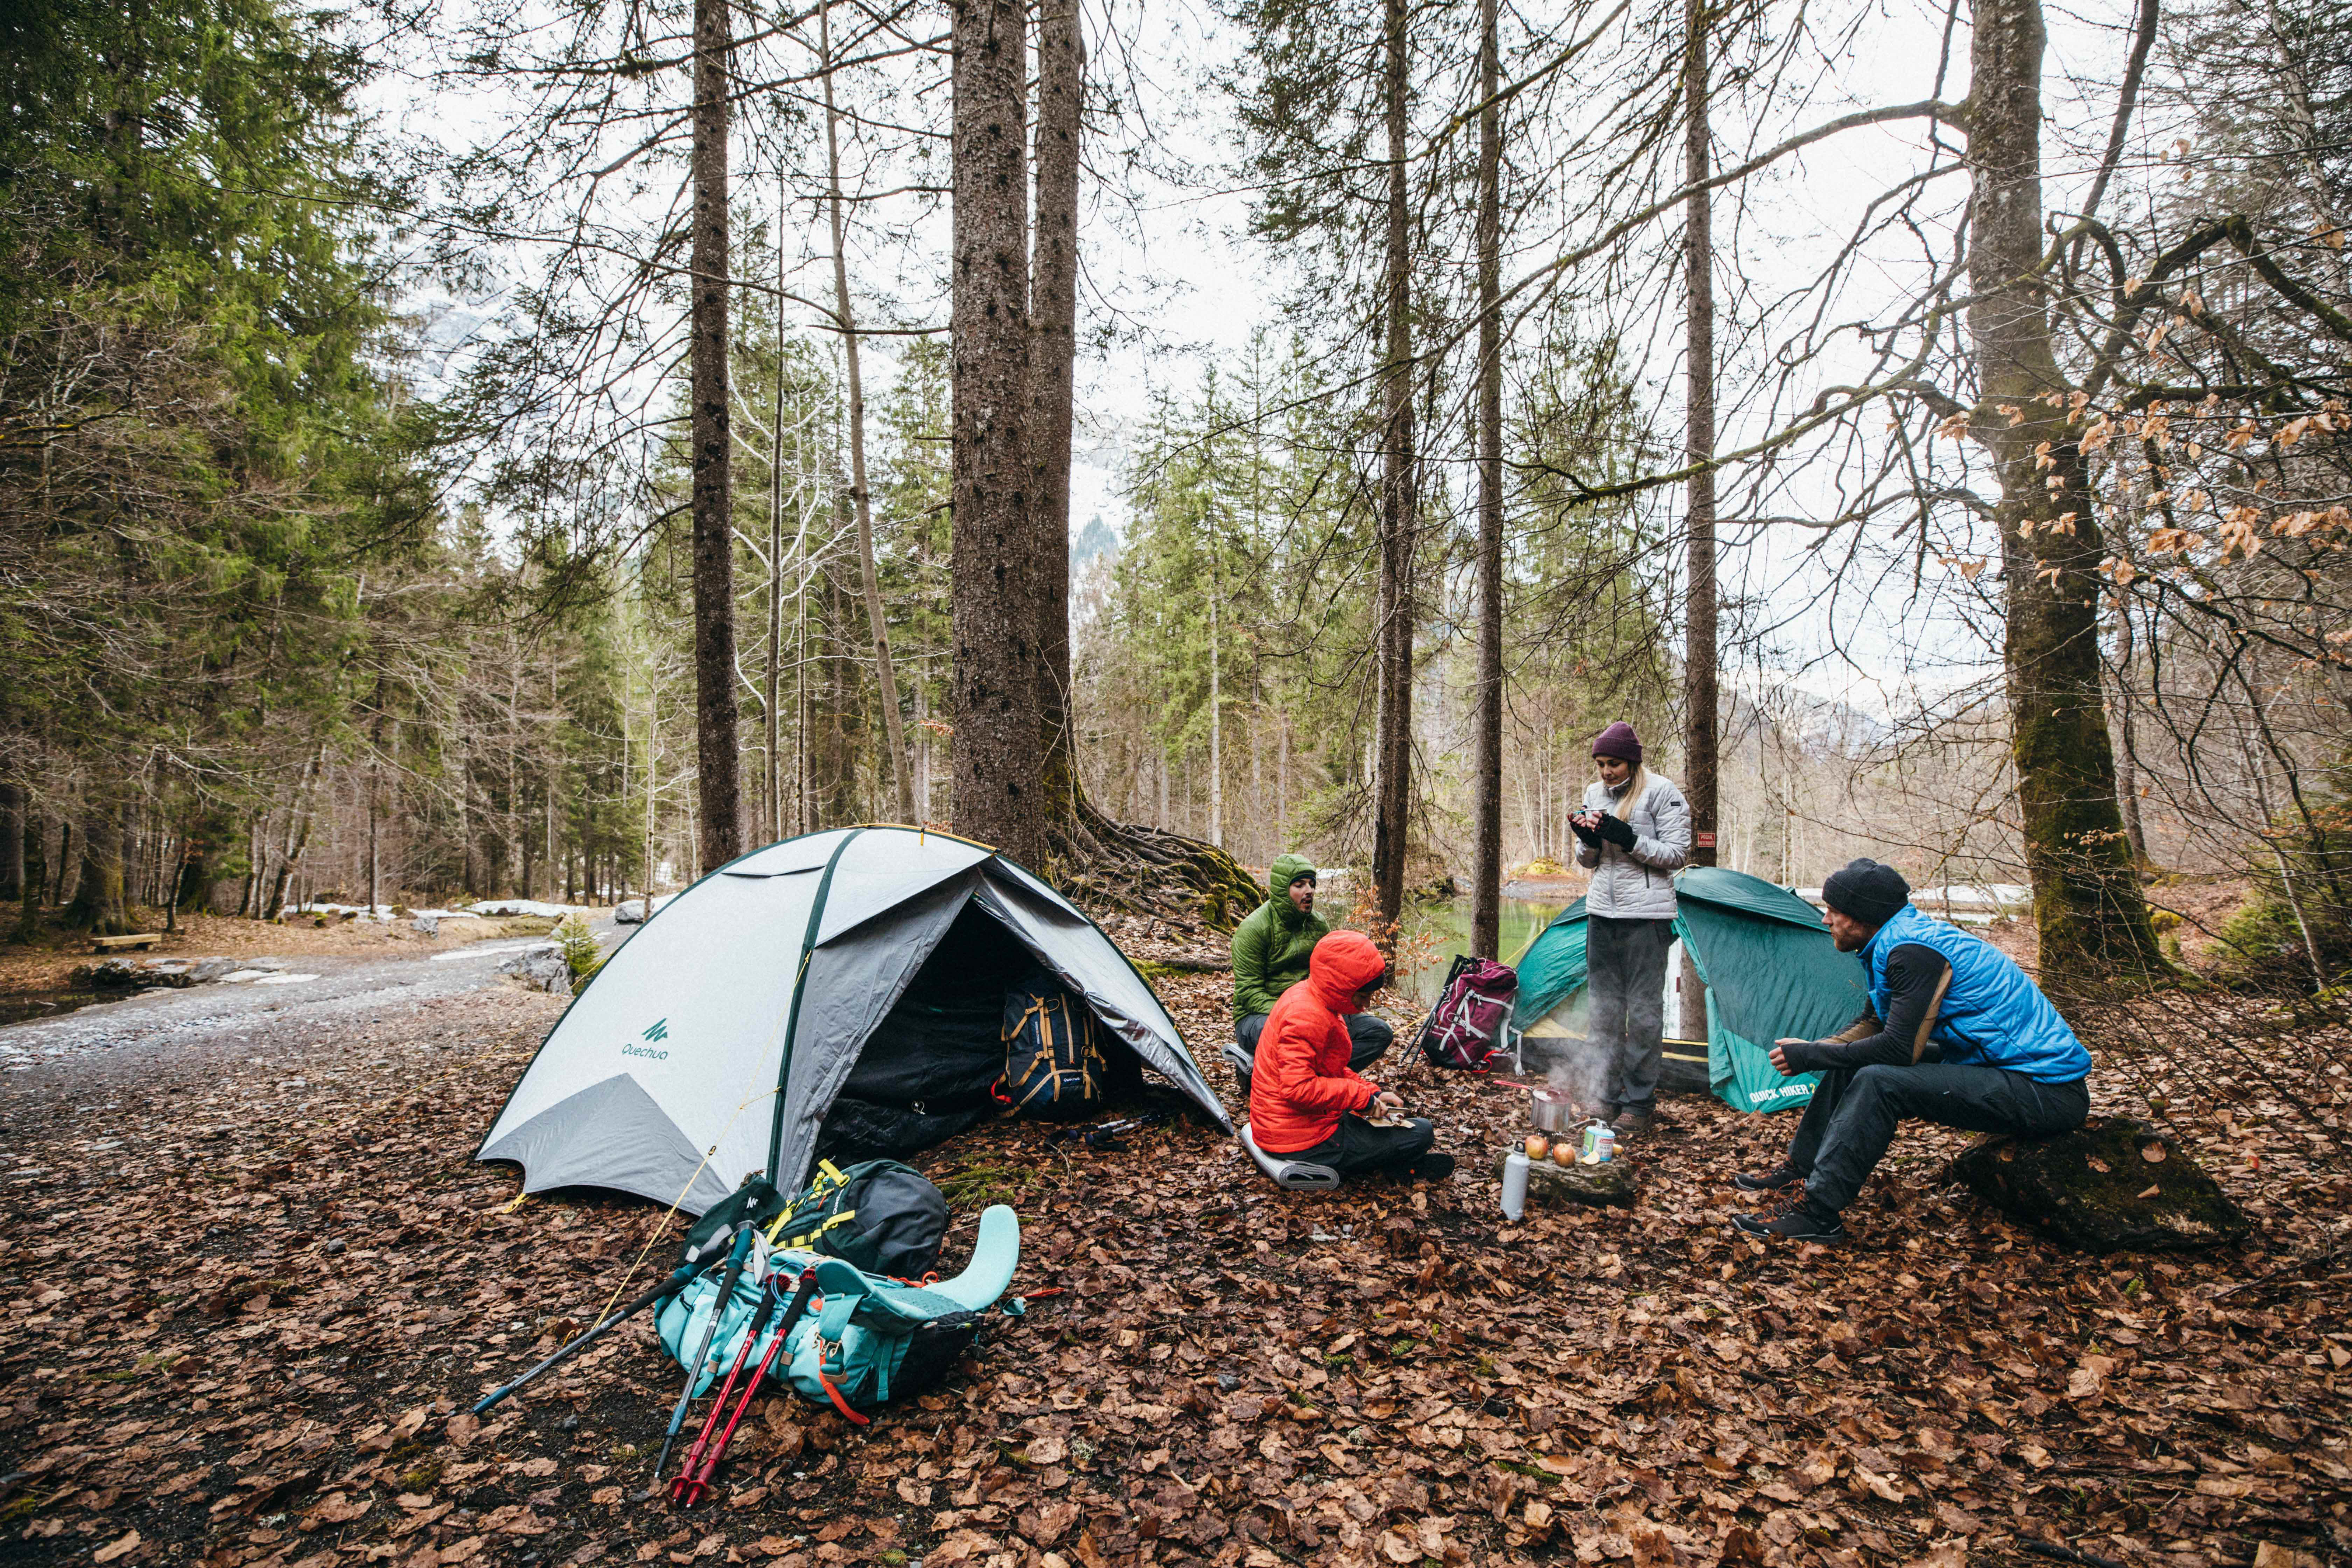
[656,1204,1021,1422]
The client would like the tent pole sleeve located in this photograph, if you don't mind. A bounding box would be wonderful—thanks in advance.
[764,827,866,1185]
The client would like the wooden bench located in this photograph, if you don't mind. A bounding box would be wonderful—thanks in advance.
[91,933,162,953]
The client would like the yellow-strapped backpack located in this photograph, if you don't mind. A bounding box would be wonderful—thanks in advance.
[1000,968,1110,1122]
[753,1159,951,1280]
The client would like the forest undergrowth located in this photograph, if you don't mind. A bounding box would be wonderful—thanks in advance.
[1,973,2345,1568]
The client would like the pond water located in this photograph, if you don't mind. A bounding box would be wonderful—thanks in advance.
[1394,896,1568,1006]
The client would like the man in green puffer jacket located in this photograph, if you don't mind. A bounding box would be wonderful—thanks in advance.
[1227,855,1393,1092]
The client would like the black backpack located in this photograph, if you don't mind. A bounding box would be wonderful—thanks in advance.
[1000,970,1110,1122]
[682,1160,952,1281]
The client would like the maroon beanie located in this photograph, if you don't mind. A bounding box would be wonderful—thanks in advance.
[1591,721,1642,764]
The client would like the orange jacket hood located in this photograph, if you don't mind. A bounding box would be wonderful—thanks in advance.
[1308,929,1387,1009]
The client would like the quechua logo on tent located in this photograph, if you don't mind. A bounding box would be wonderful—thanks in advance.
[623,1018,671,1061]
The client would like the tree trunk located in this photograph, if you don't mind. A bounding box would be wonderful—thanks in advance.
[2110,597,2149,868]
[643,679,659,889]
[1681,0,1718,873]
[691,0,745,872]
[266,753,322,920]
[949,0,1045,863]
[368,682,386,911]
[914,671,931,820]
[795,573,809,835]
[1966,0,2162,980]
[1677,0,1718,1028]
[14,807,39,942]
[161,831,182,933]
[238,816,258,917]
[1278,716,1288,846]
[1249,675,1264,863]
[1468,0,1505,959]
[21,803,46,912]
[0,780,21,904]
[817,553,864,828]
[456,728,475,896]
[822,0,916,824]
[1370,0,1417,934]
[1030,0,1083,835]
[768,191,789,845]
[1209,547,1223,849]
[506,665,523,896]
[64,800,132,934]
[953,37,1266,921]
[367,755,380,912]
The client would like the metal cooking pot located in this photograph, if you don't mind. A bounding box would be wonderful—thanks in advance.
[1530,1086,1578,1133]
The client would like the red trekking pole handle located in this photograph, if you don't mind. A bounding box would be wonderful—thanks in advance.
[667,1281,778,1504]
[673,1268,819,1508]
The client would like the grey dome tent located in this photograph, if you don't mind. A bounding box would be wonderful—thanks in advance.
[477,826,1229,1213]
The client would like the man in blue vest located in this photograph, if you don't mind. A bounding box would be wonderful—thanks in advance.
[1730,859,2092,1245]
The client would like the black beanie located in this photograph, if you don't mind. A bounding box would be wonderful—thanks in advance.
[1822,859,1910,927]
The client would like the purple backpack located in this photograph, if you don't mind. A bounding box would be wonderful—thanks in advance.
[1415,955,1517,1070]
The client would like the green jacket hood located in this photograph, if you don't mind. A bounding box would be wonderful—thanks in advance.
[1231,857,1331,1021]
[1268,854,1319,905]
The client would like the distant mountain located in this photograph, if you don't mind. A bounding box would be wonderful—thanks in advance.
[1071,515,1118,572]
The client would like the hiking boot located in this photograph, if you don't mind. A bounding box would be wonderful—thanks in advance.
[1731,1197,1846,1245]
[1614,1106,1657,1140]
[1732,1163,1804,1192]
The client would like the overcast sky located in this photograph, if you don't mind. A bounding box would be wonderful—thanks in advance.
[374,0,2160,710]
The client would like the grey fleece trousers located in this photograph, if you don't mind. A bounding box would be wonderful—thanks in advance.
[1586,914,1673,1114]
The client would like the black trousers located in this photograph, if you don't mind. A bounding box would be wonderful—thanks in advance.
[1276,1113,1436,1175]
[1234,1011,1394,1072]
[1788,1062,2090,1212]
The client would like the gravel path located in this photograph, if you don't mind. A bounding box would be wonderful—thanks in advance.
[0,918,626,1096]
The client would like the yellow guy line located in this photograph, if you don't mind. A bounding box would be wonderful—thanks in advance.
[586,1082,779,1334]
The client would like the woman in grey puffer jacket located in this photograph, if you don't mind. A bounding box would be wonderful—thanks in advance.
[1571,721,1692,1135]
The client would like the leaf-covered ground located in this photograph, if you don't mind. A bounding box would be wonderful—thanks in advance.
[2,971,2346,1568]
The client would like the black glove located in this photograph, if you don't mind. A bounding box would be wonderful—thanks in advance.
[1595,813,1638,850]
[1569,816,1602,849]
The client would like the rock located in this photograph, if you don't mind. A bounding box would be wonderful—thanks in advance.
[134,956,236,988]
[471,898,573,919]
[613,899,644,924]
[1495,1149,1637,1208]
[499,945,571,994]
[76,959,145,989]
[412,914,440,936]
[1950,1116,2250,1252]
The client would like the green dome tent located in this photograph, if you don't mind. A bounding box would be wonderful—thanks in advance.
[1513,866,1868,1113]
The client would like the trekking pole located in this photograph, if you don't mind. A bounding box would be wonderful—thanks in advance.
[471,1224,741,1418]
[667,1272,783,1503]
[673,1268,820,1508]
[651,1223,756,1482]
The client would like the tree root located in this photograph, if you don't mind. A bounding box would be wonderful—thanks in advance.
[1037,798,1266,934]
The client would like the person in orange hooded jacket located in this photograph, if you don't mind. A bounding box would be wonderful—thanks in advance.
[1249,929,1454,1179]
